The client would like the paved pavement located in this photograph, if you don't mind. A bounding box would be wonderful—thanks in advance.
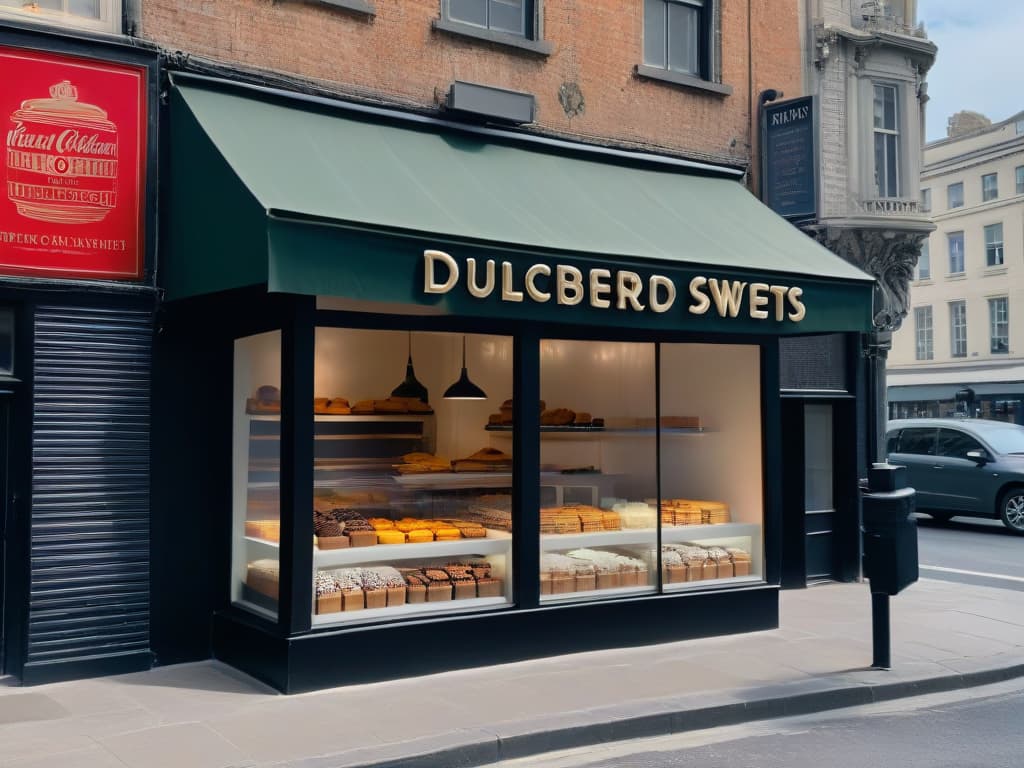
[2,578,1023,768]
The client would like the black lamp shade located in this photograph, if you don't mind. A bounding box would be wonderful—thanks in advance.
[391,356,429,403]
[443,366,487,400]
[443,335,487,400]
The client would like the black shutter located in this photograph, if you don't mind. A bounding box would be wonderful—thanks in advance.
[26,304,152,676]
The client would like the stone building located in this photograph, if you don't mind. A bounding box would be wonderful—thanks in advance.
[889,111,1024,422]
[798,0,936,458]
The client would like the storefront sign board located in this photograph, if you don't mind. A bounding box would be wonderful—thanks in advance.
[0,46,147,280]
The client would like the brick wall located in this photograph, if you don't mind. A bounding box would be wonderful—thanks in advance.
[142,0,802,169]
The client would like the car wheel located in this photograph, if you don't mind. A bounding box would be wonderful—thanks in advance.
[929,511,954,524]
[999,488,1024,535]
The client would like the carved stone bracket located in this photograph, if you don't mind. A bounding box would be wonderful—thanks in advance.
[814,228,925,332]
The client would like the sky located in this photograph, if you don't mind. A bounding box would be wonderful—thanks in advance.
[918,0,1024,142]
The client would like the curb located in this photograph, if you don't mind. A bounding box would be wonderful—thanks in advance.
[324,661,1024,768]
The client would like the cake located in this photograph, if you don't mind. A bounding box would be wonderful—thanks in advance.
[427,583,452,601]
[315,573,342,614]
[368,518,394,530]
[245,559,280,600]
[541,407,576,426]
[376,530,405,545]
[453,581,477,600]
[476,577,503,598]
[245,520,280,542]
[347,530,378,548]
[406,528,434,543]
[452,446,513,472]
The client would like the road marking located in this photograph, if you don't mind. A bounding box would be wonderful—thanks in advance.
[920,564,1024,583]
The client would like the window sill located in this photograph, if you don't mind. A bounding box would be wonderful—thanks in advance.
[316,0,375,15]
[432,18,553,56]
[913,278,933,286]
[984,265,1008,276]
[634,65,733,96]
[946,272,967,281]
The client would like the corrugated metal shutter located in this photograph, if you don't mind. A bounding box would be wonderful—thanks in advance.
[27,305,152,667]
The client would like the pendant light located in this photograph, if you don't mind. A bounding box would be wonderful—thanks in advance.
[443,335,487,400]
[390,331,429,403]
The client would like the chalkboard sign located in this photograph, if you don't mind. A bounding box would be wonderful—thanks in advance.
[762,96,817,222]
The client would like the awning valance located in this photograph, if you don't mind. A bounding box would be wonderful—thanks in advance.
[165,76,874,335]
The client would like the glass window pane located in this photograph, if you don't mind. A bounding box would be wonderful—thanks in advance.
[311,329,513,625]
[449,0,488,28]
[540,340,657,601]
[950,301,966,357]
[897,428,935,455]
[873,86,885,129]
[234,331,282,620]
[921,188,931,212]
[883,86,896,129]
[948,232,964,273]
[915,306,933,360]
[643,0,667,68]
[937,429,982,459]
[990,298,1009,354]
[982,173,998,201]
[1016,166,1024,195]
[660,343,762,587]
[804,404,833,511]
[917,240,930,279]
[68,0,100,17]
[489,0,524,35]
[948,182,963,208]
[885,134,898,196]
[667,2,700,75]
[874,133,886,196]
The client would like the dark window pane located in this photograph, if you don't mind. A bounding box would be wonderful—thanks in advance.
[643,0,667,69]
[667,2,700,74]
[489,0,524,35]
[874,133,886,196]
[883,87,896,129]
[937,429,982,459]
[898,428,935,455]
[449,0,488,28]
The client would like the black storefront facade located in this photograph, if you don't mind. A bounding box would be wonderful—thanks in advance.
[0,24,158,684]
[148,73,876,694]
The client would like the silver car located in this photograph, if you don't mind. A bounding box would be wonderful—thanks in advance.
[886,417,1024,534]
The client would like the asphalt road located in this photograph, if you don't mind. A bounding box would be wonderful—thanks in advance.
[492,679,1024,768]
[914,513,1024,591]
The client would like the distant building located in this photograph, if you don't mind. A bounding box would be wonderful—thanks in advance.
[889,111,1024,422]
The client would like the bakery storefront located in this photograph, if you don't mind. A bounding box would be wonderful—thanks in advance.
[156,74,874,693]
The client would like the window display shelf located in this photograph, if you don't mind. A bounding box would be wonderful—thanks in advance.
[314,530,512,568]
[312,596,509,627]
[662,575,764,592]
[540,584,653,603]
[487,427,705,438]
[540,522,759,551]
[392,471,513,490]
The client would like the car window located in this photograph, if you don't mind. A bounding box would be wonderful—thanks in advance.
[978,424,1024,455]
[886,431,901,454]
[936,429,983,459]
[895,427,936,455]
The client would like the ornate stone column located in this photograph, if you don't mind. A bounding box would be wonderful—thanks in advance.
[815,227,924,463]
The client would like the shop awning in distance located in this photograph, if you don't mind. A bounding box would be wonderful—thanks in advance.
[165,75,874,335]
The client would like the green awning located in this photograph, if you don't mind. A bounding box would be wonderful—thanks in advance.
[166,77,874,335]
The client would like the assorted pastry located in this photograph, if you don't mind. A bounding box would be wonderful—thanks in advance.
[452,446,513,472]
[394,451,452,474]
[245,385,281,414]
[246,386,433,415]
[314,561,504,614]
[352,396,433,414]
[486,399,604,429]
[658,544,751,583]
[540,504,621,534]
[314,507,493,548]
[540,550,648,595]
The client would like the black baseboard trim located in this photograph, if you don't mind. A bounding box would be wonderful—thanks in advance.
[215,586,779,693]
[19,650,154,686]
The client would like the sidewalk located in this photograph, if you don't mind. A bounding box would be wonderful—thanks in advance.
[3,578,1024,768]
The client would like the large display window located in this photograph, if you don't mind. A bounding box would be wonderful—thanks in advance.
[307,329,514,625]
[231,328,766,627]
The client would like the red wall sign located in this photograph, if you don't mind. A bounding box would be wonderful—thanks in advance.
[0,46,147,281]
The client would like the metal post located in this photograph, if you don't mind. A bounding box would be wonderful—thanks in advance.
[871,591,891,669]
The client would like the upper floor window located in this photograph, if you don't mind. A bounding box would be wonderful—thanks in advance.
[989,297,1009,354]
[914,306,933,361]
[920,188,931,213]
[1017,119,1024,136]
[948,182,964,209]
[916,239,930,280]
[949,300,967,358]
[1016,166,1024,195]
[0,0,120,33]
[644,0,708,79]
[948,231,965,274]
[982,173,999,202]
[985,223,1004,267]
[873,84,899,198]
[446,0,533,37]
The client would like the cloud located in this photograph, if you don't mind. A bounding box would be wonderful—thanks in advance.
[919,0,1024,140]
